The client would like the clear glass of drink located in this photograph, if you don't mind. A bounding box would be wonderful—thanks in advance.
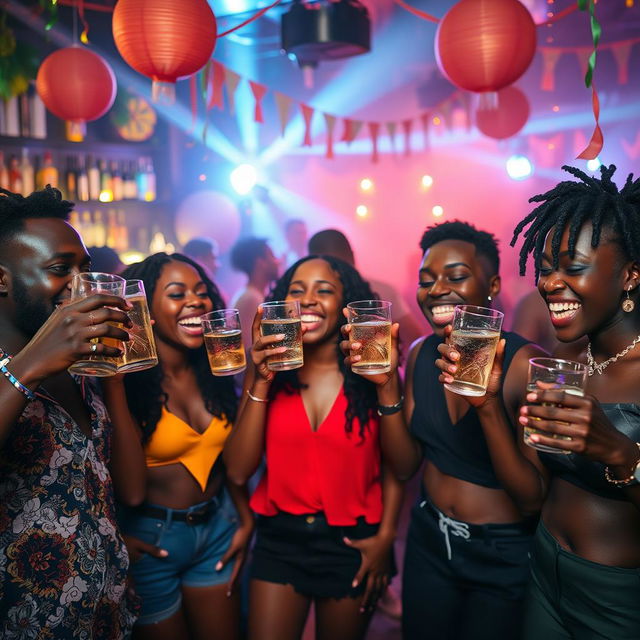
[260,300,303,371]
[68,272,126,377]
[346,300,392,375]
[524,358,588,454]
[444,305,504,397]
[201,309,247,376]
[116,280,158,373]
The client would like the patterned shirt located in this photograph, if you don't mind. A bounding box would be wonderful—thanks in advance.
[0,377,137,639]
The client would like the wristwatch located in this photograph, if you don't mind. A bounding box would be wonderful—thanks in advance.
[604,443,640,487]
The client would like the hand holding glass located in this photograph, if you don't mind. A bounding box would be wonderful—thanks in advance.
[202,309,247,376]
[444,305,504,397]
[524,358,588,454]
[260,301,303,371]
[116,280,158,373]
[68,272,126,377]
[347,300,392,375]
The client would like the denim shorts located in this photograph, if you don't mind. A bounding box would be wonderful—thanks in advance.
[121,496,238,625]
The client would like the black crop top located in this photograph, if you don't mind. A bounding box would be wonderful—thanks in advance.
[410,331,530,488]
[539,403,640,501]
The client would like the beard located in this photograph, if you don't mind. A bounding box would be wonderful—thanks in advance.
[11,276,54,338]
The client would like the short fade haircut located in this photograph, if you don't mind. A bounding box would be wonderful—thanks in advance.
[419,220,500,275]
[0,186,74,242]
[230,236,270,275]
[308,229,354,263]
[183,237,218,258]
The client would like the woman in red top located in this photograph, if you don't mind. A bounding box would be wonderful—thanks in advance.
[224,255,403,640]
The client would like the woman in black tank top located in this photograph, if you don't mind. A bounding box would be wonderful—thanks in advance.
[439,165,640,639]
[345,221,545,640]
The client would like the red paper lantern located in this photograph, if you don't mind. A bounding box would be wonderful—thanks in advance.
[36,47,116,141]
[113,0,217,103]
[476,86,530,139]
[435,0,537,94]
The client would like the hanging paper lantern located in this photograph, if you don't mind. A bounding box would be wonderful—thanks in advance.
[435,0,536,96]
[36,46,116,141]
[475,86,530,139]
[112,0,217,103]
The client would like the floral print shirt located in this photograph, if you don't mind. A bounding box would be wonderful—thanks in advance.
[0,377,137,639]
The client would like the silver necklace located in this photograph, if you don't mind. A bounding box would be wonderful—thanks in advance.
[586,335,640,376]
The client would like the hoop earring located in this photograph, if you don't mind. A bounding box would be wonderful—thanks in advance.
[622,287,635,313]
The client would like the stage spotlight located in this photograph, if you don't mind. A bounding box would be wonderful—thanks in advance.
[506,155,533,180]
[360,178,374,192]
[230,164,258,195]
[356,204,369,218]
[432,205,444,217]
[586,157,601,172]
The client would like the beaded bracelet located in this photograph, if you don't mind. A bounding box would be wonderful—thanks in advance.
[1,361,36,402]
[604,443,640,487]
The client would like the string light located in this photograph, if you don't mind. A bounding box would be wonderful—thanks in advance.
[432,205,444,217]
[432,116,441,126]
[356,204,369,218]
[360,178,374,192]
[421,175,434,189]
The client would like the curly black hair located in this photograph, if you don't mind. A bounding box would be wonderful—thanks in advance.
[120,253,238,443]
[0,185,73,241]
[267,255,380,439]
[419,220,500,274]
[511,164,640,279]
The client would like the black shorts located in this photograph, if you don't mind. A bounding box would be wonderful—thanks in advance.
[250,512,395,599]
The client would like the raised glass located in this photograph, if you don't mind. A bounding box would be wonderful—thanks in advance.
[260,300,303,371]
[444,305,504,397]
[346,300,393,375]
[202,309,247,376]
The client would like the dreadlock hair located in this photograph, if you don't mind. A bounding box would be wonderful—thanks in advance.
[419,220,500,274]
[0,186,74,242]
[511,164,640,279]
[267,255,379,439]
[121,253,238,444]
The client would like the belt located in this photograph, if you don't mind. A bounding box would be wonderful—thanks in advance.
[138,500,219,526]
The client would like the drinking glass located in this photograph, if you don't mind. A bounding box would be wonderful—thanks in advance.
[68,272,125,377]
[116,280,158,373]
[444,305,504,397]
[201,309,247,376]
[260,300,303,371]
[524,358,588,454]
[346,300,393,375]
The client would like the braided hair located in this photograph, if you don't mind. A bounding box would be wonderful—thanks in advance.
[268,255,379,439]
[511,164,640,279]
[0,186,73,241]
[121,253,238,443]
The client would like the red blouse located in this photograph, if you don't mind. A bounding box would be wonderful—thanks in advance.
[250,387,382,526]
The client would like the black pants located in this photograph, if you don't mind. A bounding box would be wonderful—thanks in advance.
[522,520,640,640]
[402,499,533,640]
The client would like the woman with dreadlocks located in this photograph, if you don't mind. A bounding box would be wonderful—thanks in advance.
[439,165,640,638]
[224,256,403,640]
[107,253,253,640]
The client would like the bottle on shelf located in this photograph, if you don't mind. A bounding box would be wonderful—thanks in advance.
[99,159,113,203]
[3,96,20,137]
[69,210,82,236]
[93,210,107,247]
[81,210,95,246]
[87,155,100,201]
[116,210,129,252]
[77,156,90,202]
[20,148,34,196]
[65,156,77,202]
[30,87,47,140]
[144,157,156,202]
[111,160,123,202]
[8,155,22,194]
[123,160,137,200]
[136,157,147,202]
[19,91,31,138]
[36,151,59,190]
[0,152,10,190]
[106,209,118,248]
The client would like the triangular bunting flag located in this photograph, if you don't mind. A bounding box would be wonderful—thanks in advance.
[369,122,380,163]
[209,61,226,110]
[300,104,315,147]
[622,131,640,160]
[612,42,632,85]
[274,92,293,137]
[224,68,242,114]
[249,80,268,123]
[402,119,413,156]
[324,114,337,159]
[540,49,562,91]
[386,122,397,152]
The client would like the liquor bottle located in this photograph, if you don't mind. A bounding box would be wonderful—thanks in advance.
[116,210,129,251]
[65,156,77,201]
[76,156,90,202]
[87,155,100,201]
[144,157,156,202]
[123,160,137,199]
[36,151,59,189]
[19,91,31,138]
[99,159,113,202]
[106,209,118,248]
[20,148,34,196]
[81,210,95,246]
[111,160,123,201]
[0,151,10,190]
[8,155,22,194]
[136,157,147,201]
[69,210,82,235]
[4,96,19,137]
[30,88,47,139]
[93,210,107,246]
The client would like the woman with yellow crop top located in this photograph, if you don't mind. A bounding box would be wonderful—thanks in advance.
[105,253,252,639]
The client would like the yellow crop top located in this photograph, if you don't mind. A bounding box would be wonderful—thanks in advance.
[145,407,231,491]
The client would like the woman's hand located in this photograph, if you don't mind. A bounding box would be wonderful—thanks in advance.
[216,516,255,597]
[16,294,132,382]
[519,388,639,467]
[344,532,393,613]
[340,318,400,388]
[122,534,168,564]
[435,325,506,409]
